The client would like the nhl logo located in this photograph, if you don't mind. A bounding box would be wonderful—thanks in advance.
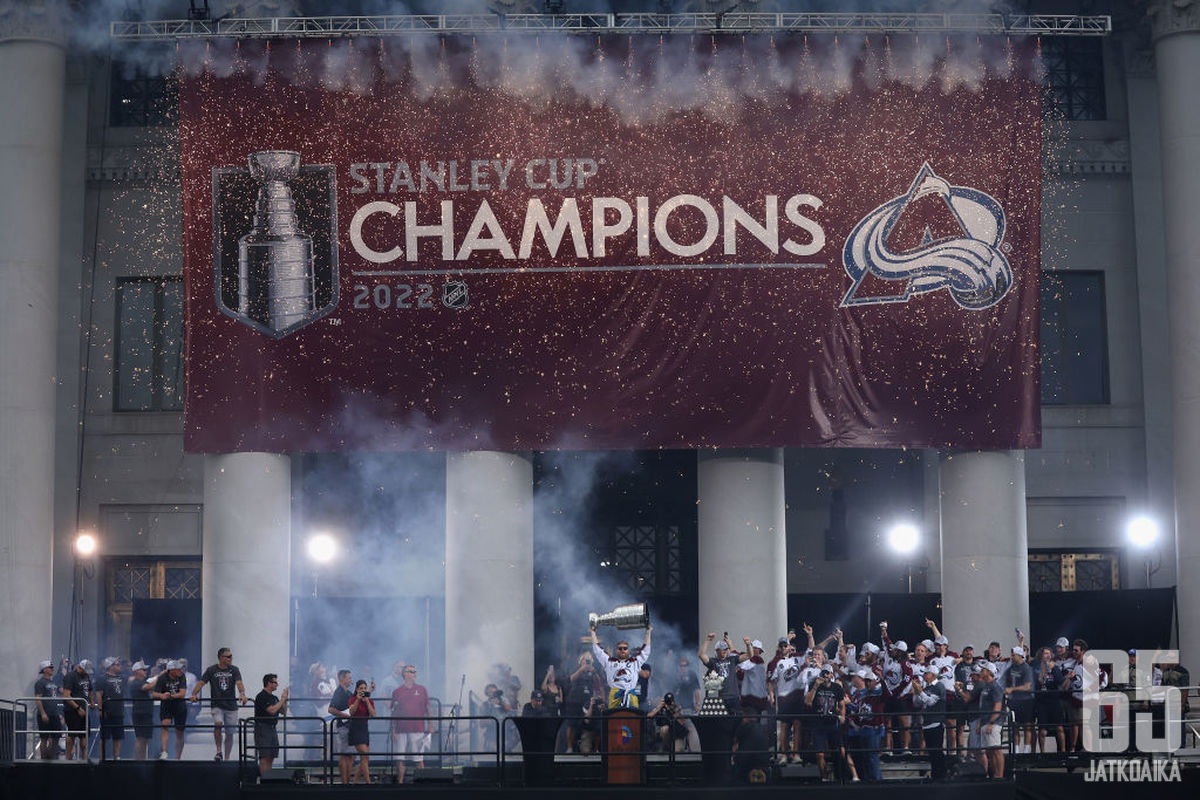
[443,281,469,309]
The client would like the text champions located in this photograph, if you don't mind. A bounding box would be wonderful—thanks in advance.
[348,194,827,265]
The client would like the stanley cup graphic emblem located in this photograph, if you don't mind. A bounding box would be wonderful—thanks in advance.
[238,151,316,332]
[213,151,339,338]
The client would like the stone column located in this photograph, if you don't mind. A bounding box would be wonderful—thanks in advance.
[1151,0,1200,666]
[697,449,787,648]
[1122,39,1174,589]
[444,452,534,704]
[938,451,1030,648]
[0,1,66,701]
[202,454,292,688]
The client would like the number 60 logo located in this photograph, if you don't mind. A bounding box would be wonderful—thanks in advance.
[1082,649,1183,753]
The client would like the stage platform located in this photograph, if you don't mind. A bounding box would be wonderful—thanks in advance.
[2,760,1199,800]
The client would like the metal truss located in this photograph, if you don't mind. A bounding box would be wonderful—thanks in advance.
[110,13,1111,41]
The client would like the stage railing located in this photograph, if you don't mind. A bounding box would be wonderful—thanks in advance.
[236,712,502,786]
[8,698,89,763]
[9,684,1198,783]
[0,698,21,766]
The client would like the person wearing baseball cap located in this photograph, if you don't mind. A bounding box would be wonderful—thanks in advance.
[912,664,948,780]
[62,660,93,760]
[739,637,770,714]
[698,632,747,712]
[94,657,127,760]
[846,668,885,781]
[805,662,860,782]
[878,621,915,754]
[957,660,1005,779]
[34,660,63,760]
[128,661,155,760]
[151,660,188,759]
[769,636,807,764]
[1004,647,1035,754]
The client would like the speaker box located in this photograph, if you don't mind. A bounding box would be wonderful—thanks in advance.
[413,767,458,784]
[260,768,306,784]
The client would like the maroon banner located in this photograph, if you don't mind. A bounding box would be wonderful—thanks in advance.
[180,36,1041,453]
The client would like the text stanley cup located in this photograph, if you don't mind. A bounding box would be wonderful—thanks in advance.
[237,151,316,332]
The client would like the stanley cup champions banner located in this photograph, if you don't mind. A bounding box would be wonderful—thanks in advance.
[180,36,1042,453]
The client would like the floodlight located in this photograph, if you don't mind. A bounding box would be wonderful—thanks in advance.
[887,523,920,554]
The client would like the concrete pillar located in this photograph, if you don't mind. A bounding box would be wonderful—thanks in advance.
[445,452,533,704]
[1152,2,1200,665]
[0,5,66,700]
[1123,38,1174,590]
[938,451,1030,649]
[697,449,787,647]
[202,454,292,688]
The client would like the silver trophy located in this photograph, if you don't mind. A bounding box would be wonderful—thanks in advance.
[237,150,316,332]
[588,603,650,630]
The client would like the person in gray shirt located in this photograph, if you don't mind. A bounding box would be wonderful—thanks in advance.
[1003,647,1035,755]
[957,662,1005,780]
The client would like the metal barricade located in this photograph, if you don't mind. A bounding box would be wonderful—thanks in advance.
[9,697,89,764]
[236,713,501,786]
[0,698,21,765]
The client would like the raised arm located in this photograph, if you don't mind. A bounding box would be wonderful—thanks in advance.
[925,617,942,641]
[590,627,609,667]
[698,633,715,667]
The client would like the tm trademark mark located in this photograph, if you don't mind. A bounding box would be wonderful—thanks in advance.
[328,318,343,326]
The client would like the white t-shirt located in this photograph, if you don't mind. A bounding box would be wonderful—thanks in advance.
[740,657,768,699]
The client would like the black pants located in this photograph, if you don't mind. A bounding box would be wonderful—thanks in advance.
[922,724,945,781]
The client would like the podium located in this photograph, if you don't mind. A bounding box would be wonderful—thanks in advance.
[601,707,646,784]
[512,716,560,786]
[693,714,736,785]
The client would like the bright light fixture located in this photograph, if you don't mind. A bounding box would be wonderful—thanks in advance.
[1126,516,1160,549]
[75,532,97,557]
[307,532,338,564]
[887,523,920,554]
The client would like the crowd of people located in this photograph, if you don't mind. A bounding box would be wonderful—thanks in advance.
[479,619,1192,783]
[24,623,1193,784]
[27,649,435,785]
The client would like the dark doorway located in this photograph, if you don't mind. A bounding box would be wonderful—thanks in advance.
[130,598,202,669]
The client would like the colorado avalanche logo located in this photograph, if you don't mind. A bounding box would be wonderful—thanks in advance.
[841,163,1012,309]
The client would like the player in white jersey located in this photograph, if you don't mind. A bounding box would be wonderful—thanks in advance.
[590,623,652,708]
[771,645,809,763]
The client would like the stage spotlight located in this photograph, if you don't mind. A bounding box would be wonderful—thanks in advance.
[1126,516,1159,549]
[75,532,97,557]
[307,532,338,564]
[886,523,920,554]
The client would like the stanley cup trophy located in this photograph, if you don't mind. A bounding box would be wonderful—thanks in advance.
[237,150,316,333]
[588,603,650,630]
